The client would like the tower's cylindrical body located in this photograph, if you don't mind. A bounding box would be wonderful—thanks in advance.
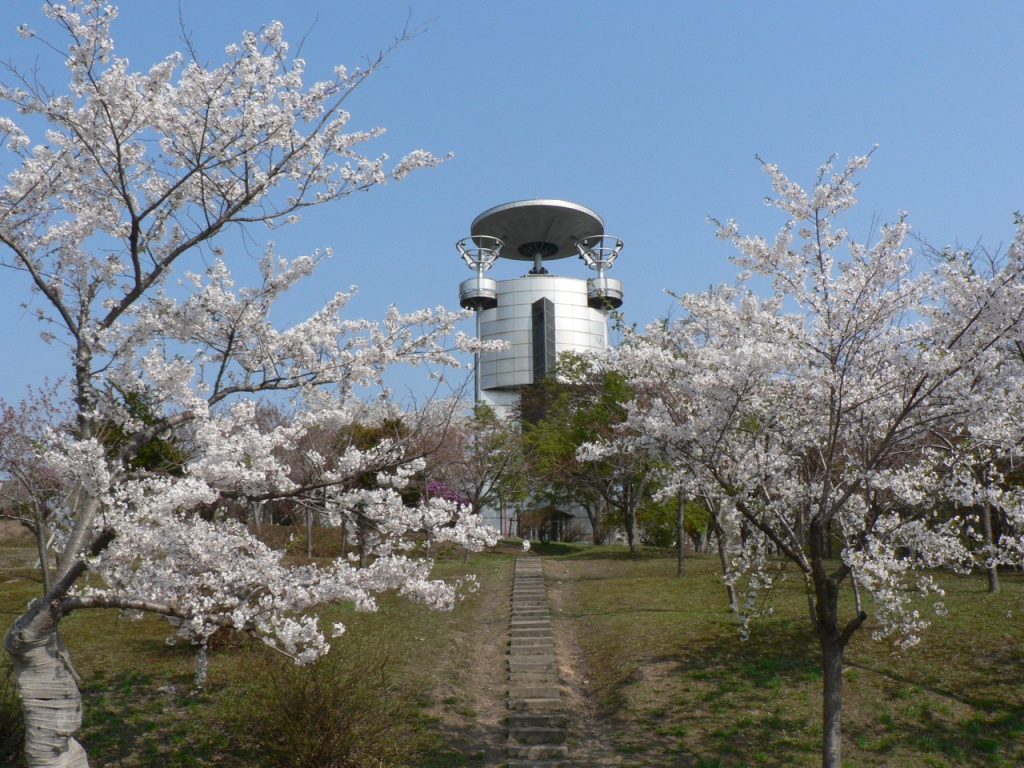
[476,273,609,410]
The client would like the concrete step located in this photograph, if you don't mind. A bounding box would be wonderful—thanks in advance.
[509,685,561,699]
[510,672,559,685]
[509,630,552,643]
[510,645,555,656]
[509,712,567,728]
[508,760,572,768]
[509,726,567,745]
[507,655,557,671]
[508,743,569,760]
[511,618,551,626]
[511,627,553,637]
[509,697,563,711]
[510,648,555,658]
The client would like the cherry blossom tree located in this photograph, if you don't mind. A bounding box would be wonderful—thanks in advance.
[915,241,1024,594]
[0,383,70,584]
[595,152,1024,768]
[0,4,497,766]
[425,403,526,526]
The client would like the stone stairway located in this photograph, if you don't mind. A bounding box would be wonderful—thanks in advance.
[507,557,570,768]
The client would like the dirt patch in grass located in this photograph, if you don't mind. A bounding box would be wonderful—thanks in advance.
[546,557,624,767]
[419,553,513,767]
[0,522,37,572]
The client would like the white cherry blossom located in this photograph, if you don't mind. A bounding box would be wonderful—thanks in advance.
[0,5,491,767]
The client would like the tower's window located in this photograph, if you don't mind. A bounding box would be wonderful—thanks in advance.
[532,297,556,381]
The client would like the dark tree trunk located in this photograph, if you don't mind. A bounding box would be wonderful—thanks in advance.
[712,516,737,611]
[584,499,606,545]
[306,508,314,559]
[819,631,844,768]
[676,490,686,578]
[624,507,638,553]
[981,501,1000,593]
[809,515,866,768]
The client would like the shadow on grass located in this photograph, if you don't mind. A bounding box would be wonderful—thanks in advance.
[845,702,1024,768]
[596,617,1024,767]
[530,541,676,560]
[583,619,823,767]
[80,670,230,767]
[844,645,1024,767]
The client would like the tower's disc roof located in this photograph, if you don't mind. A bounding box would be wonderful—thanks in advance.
[471,199,604,261]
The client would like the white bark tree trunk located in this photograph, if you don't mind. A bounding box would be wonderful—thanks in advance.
[5,602,89,768]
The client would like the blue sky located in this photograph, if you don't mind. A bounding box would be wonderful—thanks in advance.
[0,1,1022,406]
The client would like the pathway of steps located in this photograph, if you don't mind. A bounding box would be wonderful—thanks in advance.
[507,557,570,768]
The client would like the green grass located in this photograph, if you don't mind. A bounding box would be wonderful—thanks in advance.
[1,535,518,768]
[3,536,1024,767]
[545,545,1024,767]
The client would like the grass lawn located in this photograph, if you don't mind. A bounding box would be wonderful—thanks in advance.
[540,544,1024,768]
[2,530,1023,767]
[1,526,518,768]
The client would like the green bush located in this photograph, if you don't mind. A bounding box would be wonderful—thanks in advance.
[221,634,429,768]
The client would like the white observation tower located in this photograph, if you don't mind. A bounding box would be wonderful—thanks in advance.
[457,199,623,412]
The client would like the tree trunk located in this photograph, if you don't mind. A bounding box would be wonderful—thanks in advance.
[981,501,1000,593]
[676,490,686,578]
[586,500,605,545]
[306,508,314,559]
[808,515,866,768]
[5,603,89,768]
[712,517,737,611]
[33,525,52,595]
[617,483,638,553]
[358,517,370,569]
[819,632,844,768]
